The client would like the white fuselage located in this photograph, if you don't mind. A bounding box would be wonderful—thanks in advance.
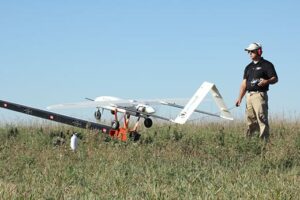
[94,96,156,114]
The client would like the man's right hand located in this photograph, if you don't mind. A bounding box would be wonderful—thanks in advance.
[235,99,242,107]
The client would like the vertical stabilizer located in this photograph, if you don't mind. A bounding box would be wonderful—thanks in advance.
[210,85,233,120]
[172,82,214,124]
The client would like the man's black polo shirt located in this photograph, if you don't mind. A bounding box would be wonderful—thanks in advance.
[243,57,278,92]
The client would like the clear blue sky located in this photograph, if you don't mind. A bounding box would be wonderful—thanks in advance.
[1,1,299,122]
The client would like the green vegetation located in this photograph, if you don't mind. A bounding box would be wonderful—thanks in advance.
[0,121,299,199]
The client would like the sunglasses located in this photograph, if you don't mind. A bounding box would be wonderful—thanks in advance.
[248,50,257,54]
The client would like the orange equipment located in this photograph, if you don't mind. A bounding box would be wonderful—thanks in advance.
[108,110,140,141]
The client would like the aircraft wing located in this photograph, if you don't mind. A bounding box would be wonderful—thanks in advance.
[47,98,189,110]
[47,99,133,110]
[133,98,189,105]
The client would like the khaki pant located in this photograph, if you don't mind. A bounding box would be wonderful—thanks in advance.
[245,92,269,139]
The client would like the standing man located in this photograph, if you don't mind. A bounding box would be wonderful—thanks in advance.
[236,42,278,141]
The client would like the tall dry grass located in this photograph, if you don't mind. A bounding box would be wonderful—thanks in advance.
[0,120,299,199]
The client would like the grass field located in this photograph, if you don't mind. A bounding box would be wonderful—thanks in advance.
[0,120,299,199]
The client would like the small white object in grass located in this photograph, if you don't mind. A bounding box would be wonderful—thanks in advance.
[70,133,78,151]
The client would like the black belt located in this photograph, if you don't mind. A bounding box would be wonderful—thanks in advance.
[248,91,267,94]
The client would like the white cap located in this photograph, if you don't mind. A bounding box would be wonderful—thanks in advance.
[245,42,262,51]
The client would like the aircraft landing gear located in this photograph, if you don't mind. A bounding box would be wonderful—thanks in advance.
[94,109,101,120]
[144,118,153,128]
[111,120,120,130]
